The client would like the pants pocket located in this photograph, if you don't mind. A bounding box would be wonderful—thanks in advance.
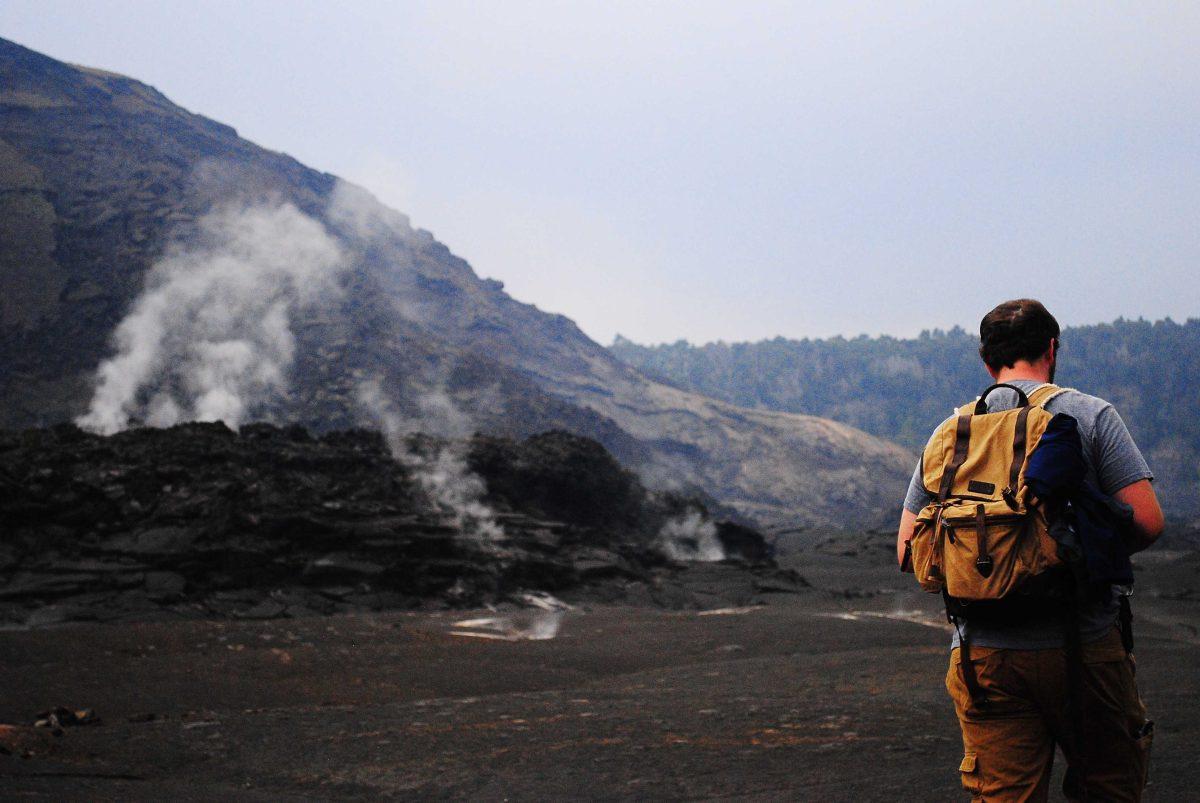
[959,751,983,800]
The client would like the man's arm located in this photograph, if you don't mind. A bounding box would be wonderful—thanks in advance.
[896,508,917,568]
[1089,403,1162,552]
[898,452,934,569]
[1113,478,1164,553]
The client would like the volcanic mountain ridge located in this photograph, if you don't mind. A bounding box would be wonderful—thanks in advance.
[0,37,913,527]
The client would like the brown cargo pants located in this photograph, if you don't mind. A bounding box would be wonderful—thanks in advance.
[946,628,1153,802]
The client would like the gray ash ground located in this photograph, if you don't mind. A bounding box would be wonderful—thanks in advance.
[1,425,1197,799]
[1,552,1197,800]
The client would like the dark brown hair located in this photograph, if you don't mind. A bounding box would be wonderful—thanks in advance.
[978,299,1060,371]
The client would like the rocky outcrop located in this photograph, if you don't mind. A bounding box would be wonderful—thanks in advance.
[0,423,800,626]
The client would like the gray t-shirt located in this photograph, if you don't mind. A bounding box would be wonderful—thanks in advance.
[903,380,1153,649]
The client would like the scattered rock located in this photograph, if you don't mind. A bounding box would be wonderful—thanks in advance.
[33,707,100,731]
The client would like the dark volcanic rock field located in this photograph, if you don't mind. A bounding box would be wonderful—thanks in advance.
[0,423,800,626]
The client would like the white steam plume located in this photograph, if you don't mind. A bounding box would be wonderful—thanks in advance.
[658,510,725,562]
[356,378,504,544]
[326,180,414,243]
[415,448,506,543]
[77,202,344,434]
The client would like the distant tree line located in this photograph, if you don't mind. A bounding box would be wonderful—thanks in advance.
[611,318,1200,516]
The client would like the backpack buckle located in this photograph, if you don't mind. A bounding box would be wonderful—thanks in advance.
[1002,486,1019,510]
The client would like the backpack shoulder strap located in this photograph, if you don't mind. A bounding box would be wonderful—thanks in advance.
[1027,383,1075,408]
[954,383,1074,415]
[936,414,973,504]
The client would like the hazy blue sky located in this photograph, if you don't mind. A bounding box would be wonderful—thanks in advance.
[3,2,1198,345]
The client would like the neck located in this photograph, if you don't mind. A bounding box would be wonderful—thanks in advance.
[994,362,1051,384]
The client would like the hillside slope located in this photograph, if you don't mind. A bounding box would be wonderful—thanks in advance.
[0,37,912,527]
[611,320,1200,516]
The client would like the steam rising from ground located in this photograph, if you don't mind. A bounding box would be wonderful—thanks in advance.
[412,448,505,543]
[449,592,571,640]
[332,171,516,548]
[76,178,504,545]
[356,378,504,544]
[658,510,725,562]
[450,611,564,641]
[77,203,344,434]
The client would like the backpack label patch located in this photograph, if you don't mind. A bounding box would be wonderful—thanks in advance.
[968,480,996,495]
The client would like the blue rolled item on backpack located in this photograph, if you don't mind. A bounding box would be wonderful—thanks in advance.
[1026,413,1087,497]
[1026,413,1136,587]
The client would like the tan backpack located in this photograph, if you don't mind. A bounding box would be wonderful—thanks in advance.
[908,382,1072,604]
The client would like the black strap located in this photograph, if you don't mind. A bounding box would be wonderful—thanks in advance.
[958,624,988,709]
[1003,405,1032,509]
[944,590,989,709]
[974,383,1030,415]
[1119,595,1134,655]
[937,415,973,504]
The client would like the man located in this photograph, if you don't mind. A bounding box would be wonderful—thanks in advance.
[896,299,1163,802]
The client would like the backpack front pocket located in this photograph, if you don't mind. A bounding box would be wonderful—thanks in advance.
[910,506,944,592]
[940,503,1030,601]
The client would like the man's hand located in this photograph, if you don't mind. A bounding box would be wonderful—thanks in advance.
[896,508,917,568]
[1113,479,1164,553]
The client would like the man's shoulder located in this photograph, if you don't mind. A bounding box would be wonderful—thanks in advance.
[1043,386,1114,420]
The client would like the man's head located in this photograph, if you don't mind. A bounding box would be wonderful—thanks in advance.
[979,299,1061,382]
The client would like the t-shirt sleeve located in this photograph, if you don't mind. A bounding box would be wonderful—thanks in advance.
[903,455,934,514]
[904,417,952,514]
[1092,404,1154,496]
